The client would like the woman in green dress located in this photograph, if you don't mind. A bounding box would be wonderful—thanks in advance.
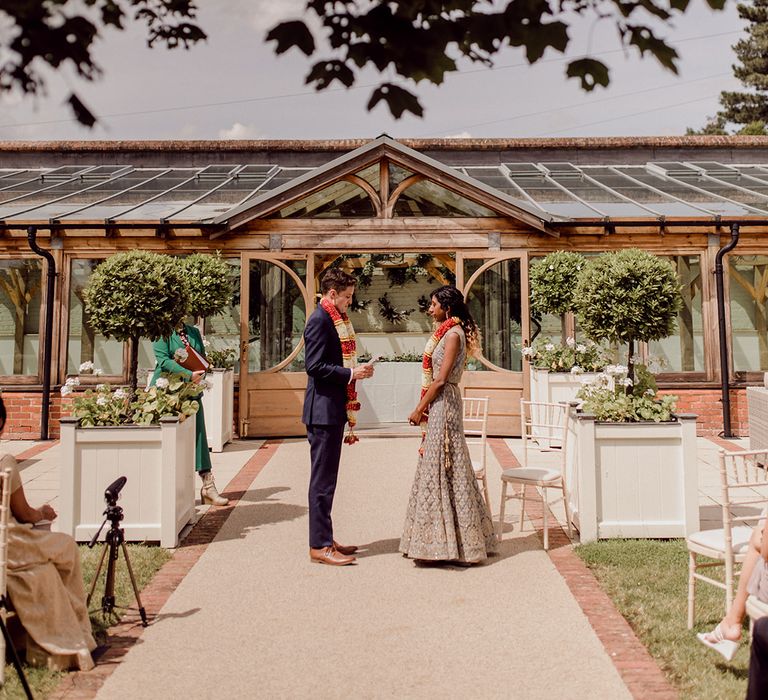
[151,322,229,506]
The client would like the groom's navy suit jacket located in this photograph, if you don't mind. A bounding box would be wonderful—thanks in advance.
[302,304,350,426]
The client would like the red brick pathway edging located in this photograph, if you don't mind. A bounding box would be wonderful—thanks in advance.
[49,439,281,700]
[15,440,58,462]
[489,438,679,700]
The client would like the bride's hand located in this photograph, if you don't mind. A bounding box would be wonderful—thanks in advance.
[408,409,423,426]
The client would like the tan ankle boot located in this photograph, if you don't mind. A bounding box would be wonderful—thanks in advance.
[200,471,228,506]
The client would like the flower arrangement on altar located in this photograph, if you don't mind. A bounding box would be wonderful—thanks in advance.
[63,362,204,427]
[522,336,610,373]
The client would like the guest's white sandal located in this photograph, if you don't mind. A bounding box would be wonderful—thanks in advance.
[696,623,740,661]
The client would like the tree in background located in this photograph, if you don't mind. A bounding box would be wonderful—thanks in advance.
[178,253,233,319]
[1,0,725,126]
[529,251,585,343]
[574,249,682,384]
[83,251,188,394]
[688,0,768,135]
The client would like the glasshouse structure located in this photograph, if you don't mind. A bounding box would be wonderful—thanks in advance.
[1,134,768,438]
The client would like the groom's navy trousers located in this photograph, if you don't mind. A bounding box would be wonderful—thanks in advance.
[302,304,352,549]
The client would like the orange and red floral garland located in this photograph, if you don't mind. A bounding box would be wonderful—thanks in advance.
[320,297,360,445]
[419,316,462,425]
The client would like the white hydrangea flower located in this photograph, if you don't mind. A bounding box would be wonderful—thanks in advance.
[606,364,628,376]
[521,347,534,357]
[570,365,583,375]
[545,343,555,351]
[79,360,94,373]
[576,344,586,353]
[113,388,128,400]
[644,388,656,396]
[60,385,73,396]
[203,338,211,349]
[174,347,189,363]
[65,376,80,387]
[96,395,108,406]
[156,377,170,390]
[566,337,576,347]
[621,377,633,387]
[94,368,103,376]
[97,383,110,391]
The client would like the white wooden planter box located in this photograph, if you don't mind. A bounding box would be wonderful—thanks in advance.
[202,368,234,452]
[748,386,768,451]
[356,362,422,425]
[529,367,598,405]
[58,415,196,548]
[565,407,699,543]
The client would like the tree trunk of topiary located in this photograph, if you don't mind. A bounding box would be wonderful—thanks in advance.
[626,338,635,391]
[560,315,567,345]
[128,336,140,397]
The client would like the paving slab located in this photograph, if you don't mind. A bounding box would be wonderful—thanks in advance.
[94,437,631,699]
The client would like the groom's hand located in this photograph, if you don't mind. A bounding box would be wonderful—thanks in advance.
[353,364,374,380]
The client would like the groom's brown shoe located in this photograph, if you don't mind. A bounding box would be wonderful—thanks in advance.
[310,546,356,566]
[333,540,358,556]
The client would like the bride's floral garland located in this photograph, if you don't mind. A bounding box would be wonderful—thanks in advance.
[320,297,361,445]
[419,316,462,425]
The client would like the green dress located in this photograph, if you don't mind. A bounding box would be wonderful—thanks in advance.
[150,324,212,473]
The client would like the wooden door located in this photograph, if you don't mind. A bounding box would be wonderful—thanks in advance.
[458,253,529,437]
[239,254,313,437]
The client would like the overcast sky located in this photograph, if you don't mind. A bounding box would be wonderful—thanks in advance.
[0,1,748,141]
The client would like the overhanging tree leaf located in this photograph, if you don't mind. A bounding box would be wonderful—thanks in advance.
[367,83,424,118]
[265,20,315,56]
[566,59,610,91]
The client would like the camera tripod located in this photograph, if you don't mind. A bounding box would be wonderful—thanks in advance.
[87,503,148,627]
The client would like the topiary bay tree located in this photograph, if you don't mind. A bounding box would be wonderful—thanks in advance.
[529,250,586,342]
[178,252,233,319]
[574,248,682,383]
[84,251,189,394]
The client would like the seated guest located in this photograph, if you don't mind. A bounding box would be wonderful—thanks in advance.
[747,616,768,699]
[0,396,96,671]
[698,522,768,661]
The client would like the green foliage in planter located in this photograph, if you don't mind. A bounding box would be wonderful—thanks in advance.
[70,373,203,427]
[179,252,233,318]
[131,373,204,425]
[578,364,678,422]
[529,251,586,317]
[203,337,237,369]
[523,336,610,372]
[574,248,682,375]
[83,251,189,392]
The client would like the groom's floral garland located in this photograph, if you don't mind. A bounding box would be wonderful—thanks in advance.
[320,297,361,445]
[419,316,462,426]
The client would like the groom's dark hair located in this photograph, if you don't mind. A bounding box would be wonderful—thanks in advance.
[321,268,356,294]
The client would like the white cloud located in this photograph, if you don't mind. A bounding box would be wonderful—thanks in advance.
[445,131,473,139]
[218,122,261,139]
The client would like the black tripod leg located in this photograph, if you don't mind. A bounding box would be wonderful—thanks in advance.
[0,609,33,700]
[119,543,148,627]
[86,543,109,608]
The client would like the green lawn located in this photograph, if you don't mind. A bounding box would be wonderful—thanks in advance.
[575,539,750,700]
[0,543,171,699]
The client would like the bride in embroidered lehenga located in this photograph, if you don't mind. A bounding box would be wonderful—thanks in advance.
[400,286,497,564]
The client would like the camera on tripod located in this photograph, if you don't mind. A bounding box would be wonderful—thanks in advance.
[87,475,148,626]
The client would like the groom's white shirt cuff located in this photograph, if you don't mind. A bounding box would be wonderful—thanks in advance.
[348,369,354,383]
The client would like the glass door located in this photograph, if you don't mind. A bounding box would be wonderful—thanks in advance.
[459,253,528,436]
[239,254,312,437]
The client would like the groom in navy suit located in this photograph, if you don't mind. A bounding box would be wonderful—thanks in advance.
[303,268,374,566]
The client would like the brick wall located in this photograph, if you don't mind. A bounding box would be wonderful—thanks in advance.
[659,388,748,437]
[2,388,241,440]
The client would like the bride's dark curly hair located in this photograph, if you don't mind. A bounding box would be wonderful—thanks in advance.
[430,285,482,358]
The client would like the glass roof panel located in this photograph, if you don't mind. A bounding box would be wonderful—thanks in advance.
[612,167,755,215]
[353,164,380,190]
[270,179,375,218]
[461,166,521,196]
[258,167,313,193]
[0,169,197,220]
[388,164,414,188]
[393,180,497,217]
[659,173,768,212]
